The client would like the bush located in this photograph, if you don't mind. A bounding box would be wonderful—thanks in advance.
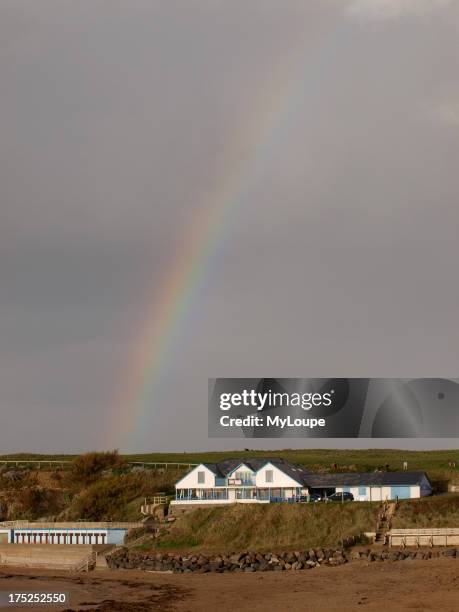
[13,487,65,519]
[62,470,182,521]
[70,450,125,483]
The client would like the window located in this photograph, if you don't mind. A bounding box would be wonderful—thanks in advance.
[358,486,366,496]
[197,471,205,484]
[265,470,273,483]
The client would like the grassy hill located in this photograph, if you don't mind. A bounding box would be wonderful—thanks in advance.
[391,495,459,528]
[151,503,379,553]
[2,448,459,469]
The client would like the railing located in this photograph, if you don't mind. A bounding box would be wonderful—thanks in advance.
[0,460,197,470]
[141,494,168,515]
[0,460,71,468]
[0,520,143,529]
[174,492,305,503]
[128,462,197,469]
[269,497,301,503]
[389,528,459,548]
[71,550,97,573]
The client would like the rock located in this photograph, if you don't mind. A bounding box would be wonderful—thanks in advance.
[350,551,361,560]
[333,550,343,559]
[209,561,222,571]
[316,549,325,561]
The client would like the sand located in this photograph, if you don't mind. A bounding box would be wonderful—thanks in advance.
[0,558,458,612]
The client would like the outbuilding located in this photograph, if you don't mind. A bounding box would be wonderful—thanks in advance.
[305,471,432,501]
[0,521,144,545]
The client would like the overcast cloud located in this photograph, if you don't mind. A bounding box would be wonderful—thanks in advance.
[1,0,459,453]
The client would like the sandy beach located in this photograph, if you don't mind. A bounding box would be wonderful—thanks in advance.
[0,558,458,612]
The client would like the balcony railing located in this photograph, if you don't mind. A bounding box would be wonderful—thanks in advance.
[214,478,255,487]
[175,489,304,502]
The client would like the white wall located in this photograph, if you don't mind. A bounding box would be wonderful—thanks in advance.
[227,463,255,482]
[254,463,302,489]
[336,484,422,501]
[175,464,216,489]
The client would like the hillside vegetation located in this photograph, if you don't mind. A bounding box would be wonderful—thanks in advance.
[0,451,183,522]
[151,503,379,553]
[1,451,459,529]
[2,448,458,484]
[391,496,459,528]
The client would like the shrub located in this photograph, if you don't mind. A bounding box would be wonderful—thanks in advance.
[13,487,65,519]
[70,450,125,483]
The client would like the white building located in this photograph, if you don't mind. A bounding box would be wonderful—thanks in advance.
[305,471,433,502]
[172,458,308,507]
[172,458,432,507]
[0,521,143,545]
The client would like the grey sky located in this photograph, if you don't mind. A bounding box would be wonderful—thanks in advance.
[1,0,459,453]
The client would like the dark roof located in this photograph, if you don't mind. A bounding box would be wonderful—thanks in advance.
[189,461,430,490]
[203,457,309,485]
[305,471,431,488]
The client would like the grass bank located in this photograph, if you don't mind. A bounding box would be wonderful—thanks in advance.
[391,496,459,528]
[150,503,379,553]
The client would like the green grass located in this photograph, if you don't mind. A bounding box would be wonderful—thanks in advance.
[3,449,459,485]
[2,448,459,468]
[152,503,379,553]
[392,495,459,528]
[118,449,459,486]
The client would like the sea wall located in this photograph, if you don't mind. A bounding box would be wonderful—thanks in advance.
[107,547,459,573]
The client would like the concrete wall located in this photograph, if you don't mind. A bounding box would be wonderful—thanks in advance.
[0,544,93,570]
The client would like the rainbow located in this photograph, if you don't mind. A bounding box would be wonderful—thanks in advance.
[113,23,344,450]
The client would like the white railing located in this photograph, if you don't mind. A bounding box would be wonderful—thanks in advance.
[389,528,459,547]
[0,460,196,470]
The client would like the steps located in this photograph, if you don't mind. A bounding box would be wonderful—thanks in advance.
[374,501,397,546]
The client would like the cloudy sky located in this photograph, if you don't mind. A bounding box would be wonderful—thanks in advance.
[1,0,459,453]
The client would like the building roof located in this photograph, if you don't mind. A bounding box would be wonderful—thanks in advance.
[203,457,309,485]
[304,471,431,488]
[177,459,431,490]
